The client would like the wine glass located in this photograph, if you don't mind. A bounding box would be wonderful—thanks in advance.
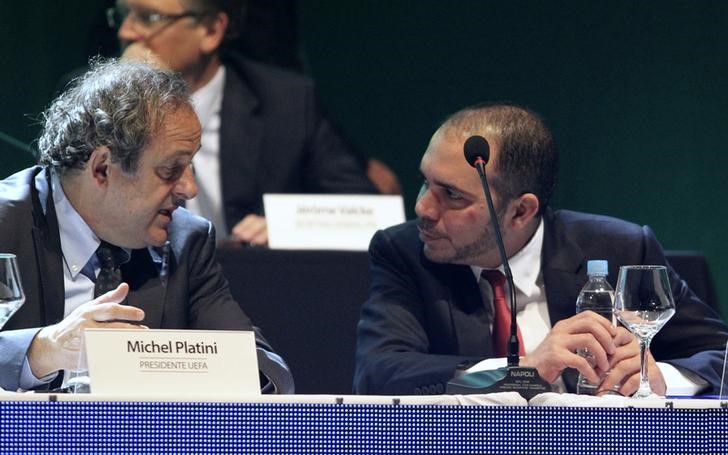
[613,265,676,398]
[0,254,25,329]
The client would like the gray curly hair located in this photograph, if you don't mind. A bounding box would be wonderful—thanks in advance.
[37,58,192,175]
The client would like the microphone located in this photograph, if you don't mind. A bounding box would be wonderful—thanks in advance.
[463,134,489,168]
[446,135,550,399]
[463,136,518,367]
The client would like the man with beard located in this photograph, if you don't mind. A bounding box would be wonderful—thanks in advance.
[354,103,728,396]
[0,59,291,393]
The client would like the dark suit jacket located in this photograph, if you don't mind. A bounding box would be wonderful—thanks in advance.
[0,167,293,392]
[354,209,728,395]
[218,52,378,231]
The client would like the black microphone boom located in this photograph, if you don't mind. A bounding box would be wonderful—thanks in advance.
[463,135,518,366]
[446,135,550,399]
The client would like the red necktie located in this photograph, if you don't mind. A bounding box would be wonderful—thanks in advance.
[481,269,525,357]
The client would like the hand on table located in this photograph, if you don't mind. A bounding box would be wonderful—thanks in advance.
[520,311,618,384]
[596,326,666,396]
[27,283,147,377]
[230,214,268,246]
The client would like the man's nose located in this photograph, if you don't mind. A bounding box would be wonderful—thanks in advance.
[117,14,142,43]
[174,165,198,201]
[415,187,438,220]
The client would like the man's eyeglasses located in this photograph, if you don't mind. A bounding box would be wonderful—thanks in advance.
[106,3,206,37]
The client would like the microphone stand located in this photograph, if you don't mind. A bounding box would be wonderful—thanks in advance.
[446,136,550,400]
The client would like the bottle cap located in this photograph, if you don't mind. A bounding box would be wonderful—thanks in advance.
[587,260,608,276]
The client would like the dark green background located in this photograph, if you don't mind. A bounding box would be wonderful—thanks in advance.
[1,1,726,315]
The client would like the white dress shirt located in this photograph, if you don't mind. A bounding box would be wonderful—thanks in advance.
[186,65,228,238]
[36,170,100,316]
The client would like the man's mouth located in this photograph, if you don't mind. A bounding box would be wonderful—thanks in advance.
[418,226,444,242]
[158,207,176,220]
[417,219,442,238]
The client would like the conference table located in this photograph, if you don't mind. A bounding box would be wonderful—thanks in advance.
[2,392,727,454]
[1,248,723,453]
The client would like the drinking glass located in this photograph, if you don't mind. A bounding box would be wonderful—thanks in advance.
[0,254,25,329]
[614,265,675,398]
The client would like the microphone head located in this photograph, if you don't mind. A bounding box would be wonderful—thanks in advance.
[463,135,490,168]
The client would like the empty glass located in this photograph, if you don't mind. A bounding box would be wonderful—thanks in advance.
[613,265,675,398]
[0,254,25,329]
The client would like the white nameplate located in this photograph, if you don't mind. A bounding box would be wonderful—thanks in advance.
[264,194,405,250]
[83,329,260,396]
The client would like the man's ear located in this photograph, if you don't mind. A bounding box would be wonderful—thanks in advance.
[507,193,540,229]
[200,12,229,54]
[88,146,112,187]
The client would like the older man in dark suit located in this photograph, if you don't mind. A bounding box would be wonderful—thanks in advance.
[0,59,291,393]
[111,0,379,245]
[354,103,728,396]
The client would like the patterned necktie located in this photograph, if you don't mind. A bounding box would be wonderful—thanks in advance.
[481,269,525,357]
[94,242,123,297]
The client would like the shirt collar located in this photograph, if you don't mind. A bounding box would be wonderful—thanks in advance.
[191,65,225,129]
[471,218,544,298]
[35,169,131,278]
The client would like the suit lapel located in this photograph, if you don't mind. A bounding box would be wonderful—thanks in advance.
[30,168,65,324]
[450,265,494,357]
[541,210,587,325]
[424,255,494,357]
[219,57,264,229]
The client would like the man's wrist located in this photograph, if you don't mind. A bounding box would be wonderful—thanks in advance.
[27,327,58,379]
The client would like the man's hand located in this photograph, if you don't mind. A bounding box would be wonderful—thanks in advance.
[520,311,618,384]
[120,45,167,69]
[231,214,268,246]
[596,326,666,396]
[27,283,147,378]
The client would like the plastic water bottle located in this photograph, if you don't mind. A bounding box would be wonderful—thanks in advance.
[575,260,615,395]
